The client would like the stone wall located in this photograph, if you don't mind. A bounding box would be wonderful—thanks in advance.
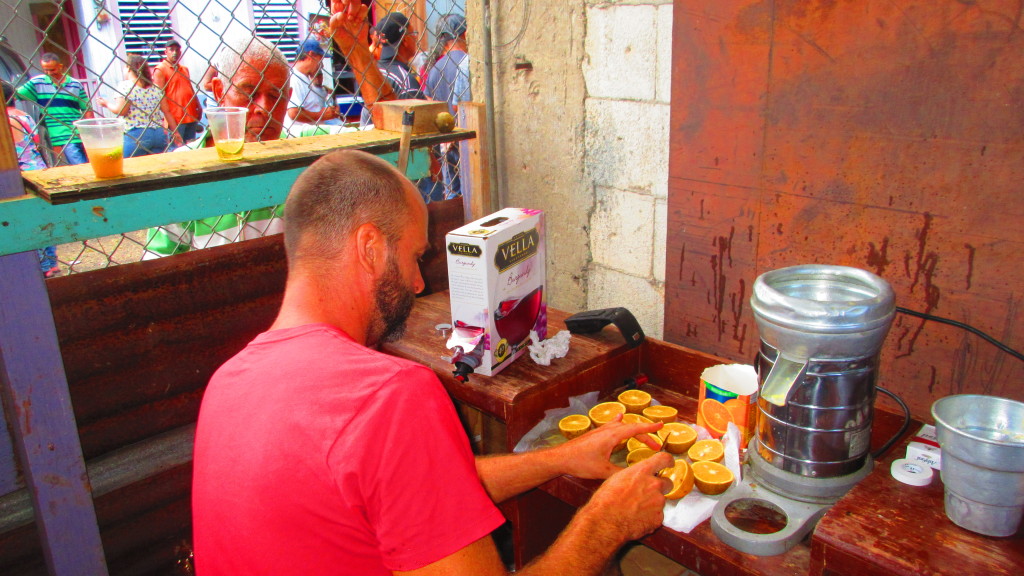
[466,0,673,338]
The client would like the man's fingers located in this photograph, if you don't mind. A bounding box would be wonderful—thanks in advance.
[605,420,663,445]
[632,451,674,476]
[636,432,662,451]
[657,475,674,495]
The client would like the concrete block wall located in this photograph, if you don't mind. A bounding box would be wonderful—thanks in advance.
[582,1,673,338]
[468,0,673,338]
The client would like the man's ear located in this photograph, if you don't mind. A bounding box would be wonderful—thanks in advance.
[210,76,225,102]
[354,222,388,276]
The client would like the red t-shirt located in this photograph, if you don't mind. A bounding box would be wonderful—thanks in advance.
[193,324,504,574]
[155,60,201,123]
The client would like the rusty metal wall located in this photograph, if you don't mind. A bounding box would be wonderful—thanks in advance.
[666,0,1024,418]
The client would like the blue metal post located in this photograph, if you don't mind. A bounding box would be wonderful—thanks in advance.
[0,140,107,572]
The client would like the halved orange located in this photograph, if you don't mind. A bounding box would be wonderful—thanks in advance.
[617,413,655,451]
[688,439,725,463]
[627,434,663,453]
[558,414,592,440]
[626,447,657,466]
[657,422,697,454]
[642,404,678,424]
[692,460,734,495]
[589,401,626,427]
[618,389,652,414]
[698,398,734,438]
[621,413,653,425]
[658,459,695,500]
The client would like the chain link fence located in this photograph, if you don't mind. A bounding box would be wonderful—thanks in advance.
[1,0,470,276]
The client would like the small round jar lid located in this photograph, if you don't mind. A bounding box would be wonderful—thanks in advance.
[890,458,933,486]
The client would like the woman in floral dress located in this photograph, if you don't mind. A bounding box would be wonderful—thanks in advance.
[96,54,179,156]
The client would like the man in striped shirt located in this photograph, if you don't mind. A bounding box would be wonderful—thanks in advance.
[16,53,93,165]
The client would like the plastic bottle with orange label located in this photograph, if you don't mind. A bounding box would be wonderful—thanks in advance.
[696,364,758,445]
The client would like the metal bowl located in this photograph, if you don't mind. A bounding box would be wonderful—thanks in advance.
[932,394,1024,472]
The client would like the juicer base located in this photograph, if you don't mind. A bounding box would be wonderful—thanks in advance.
[710,441,875,556]
[711,478,829,557]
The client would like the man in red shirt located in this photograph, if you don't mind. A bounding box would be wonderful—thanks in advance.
[153,40,202,144]
[192,149,673,575]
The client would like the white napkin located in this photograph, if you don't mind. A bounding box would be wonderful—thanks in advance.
[513,391,599,453]
[661,421,742,533]
[528,329,572,366]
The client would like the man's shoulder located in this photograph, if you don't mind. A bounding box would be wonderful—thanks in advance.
[24,74,49,87]
[441,50,469,64]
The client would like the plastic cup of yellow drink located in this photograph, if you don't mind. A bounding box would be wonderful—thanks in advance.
[206,106,247,160]
[74,118,125,178]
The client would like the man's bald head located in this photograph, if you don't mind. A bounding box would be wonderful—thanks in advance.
[283,150,418,265]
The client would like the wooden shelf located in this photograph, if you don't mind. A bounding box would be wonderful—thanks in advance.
[22,129,474,205]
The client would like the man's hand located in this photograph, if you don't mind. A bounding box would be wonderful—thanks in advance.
[319,106,340,122]
[581,451,673,545]
[329,0,370,52]
[553,414,664,480]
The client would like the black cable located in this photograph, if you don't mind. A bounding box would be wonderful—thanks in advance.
[873,385,912,459]
[896,306,1024,363]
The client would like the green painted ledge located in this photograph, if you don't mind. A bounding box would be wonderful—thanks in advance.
[0,150,429,256]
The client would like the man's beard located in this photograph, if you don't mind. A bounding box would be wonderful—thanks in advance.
[369,254,416,346]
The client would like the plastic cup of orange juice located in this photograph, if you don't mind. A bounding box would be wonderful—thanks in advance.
[206,106,247,160]
[74,118,125,178]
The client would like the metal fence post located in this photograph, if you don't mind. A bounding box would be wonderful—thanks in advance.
[0,111,108,574]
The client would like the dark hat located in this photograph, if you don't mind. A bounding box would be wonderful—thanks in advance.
[374,13,411,46]
[299,37,326,57]
[436,14,467,40]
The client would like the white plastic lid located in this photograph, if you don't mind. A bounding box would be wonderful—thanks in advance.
[890,458,934,486]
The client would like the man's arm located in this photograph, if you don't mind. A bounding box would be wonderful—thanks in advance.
[14,81,36,104]
[288,105,340,123]
[153,64,168,89]
[397,450,673,576]
[330,0,395,110]
[476,416,664,503]
[287,74,340,124]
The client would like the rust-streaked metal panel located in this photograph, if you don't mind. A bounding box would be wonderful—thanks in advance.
[667,0,1024,418]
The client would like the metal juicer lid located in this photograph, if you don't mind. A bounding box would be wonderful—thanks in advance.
[751,265,895,334]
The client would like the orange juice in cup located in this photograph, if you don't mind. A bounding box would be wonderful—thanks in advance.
[215,138,245,161]
[74,118,125,178]
[86,146,124,178]
[206,107,247,161]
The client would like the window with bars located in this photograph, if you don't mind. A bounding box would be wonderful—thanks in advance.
[252,0,300,61]
[116,0,174,63]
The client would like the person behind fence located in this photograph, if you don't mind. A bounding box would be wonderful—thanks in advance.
[192,149,673,575]
[424,14,470,200]
[95,54,178,156]
[153,39,204,143]
[353,11,424,128]
[285,37,342,137]
[15,52,93,166]
[143,35,292,259]
[3,79,59,278]
[330,6,454,203]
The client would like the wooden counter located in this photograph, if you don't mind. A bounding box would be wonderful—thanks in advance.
[382,291,654,449]
[811,439,1024,575]
[385,291,1021,575]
